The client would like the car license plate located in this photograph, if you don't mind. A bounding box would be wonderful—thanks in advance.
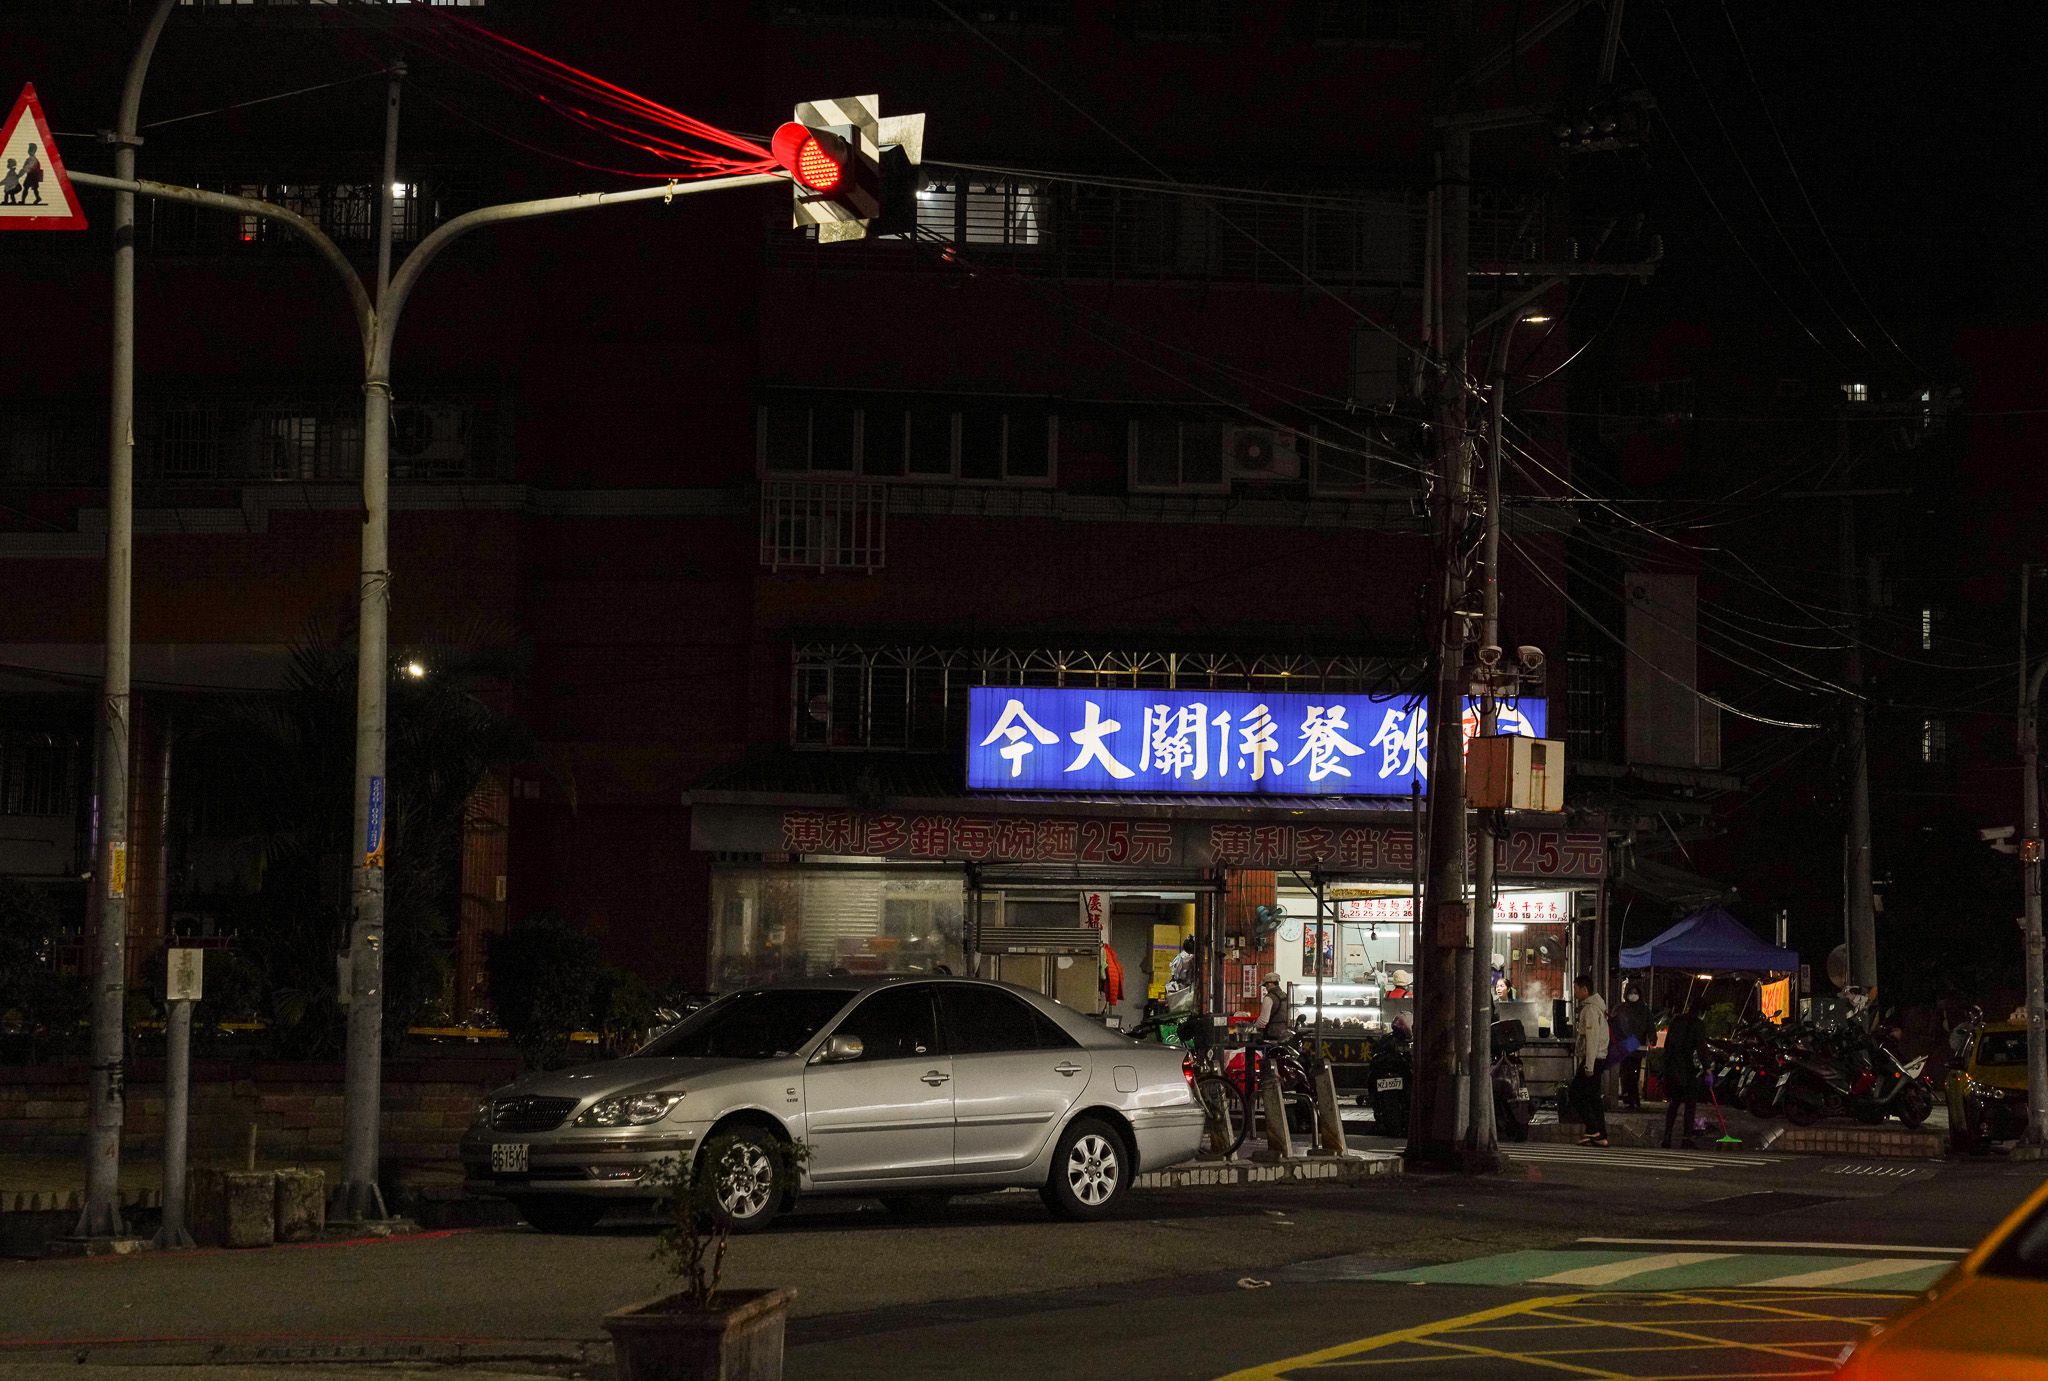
[1377,1077,1405,1092]
[491,1143,529,1174]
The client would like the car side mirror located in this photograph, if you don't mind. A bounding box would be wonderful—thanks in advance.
[812,1033,864,1064]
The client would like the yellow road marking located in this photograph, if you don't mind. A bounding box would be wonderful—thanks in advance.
[1211,1288,1904,1381]
[1524,1306,1859,1366]
[1206,1293,1594,1381]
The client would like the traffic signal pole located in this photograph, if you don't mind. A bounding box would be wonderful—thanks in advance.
[335,61,408,1224]
[75,0,179,1244]
[69,162,784,1219]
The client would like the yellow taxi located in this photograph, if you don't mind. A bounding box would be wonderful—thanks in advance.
[1836,1175,2048,1378]
[1947,1022,2031,1154]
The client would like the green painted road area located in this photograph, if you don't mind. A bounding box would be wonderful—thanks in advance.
[1367,1247,1953,1293]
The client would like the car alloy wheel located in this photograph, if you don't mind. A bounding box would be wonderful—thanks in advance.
[1065,1131,1122,1207]
[696,1125,786,1234]
[716,1139,776,1221]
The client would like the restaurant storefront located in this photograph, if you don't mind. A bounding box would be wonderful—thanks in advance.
[689,683,1607,1040]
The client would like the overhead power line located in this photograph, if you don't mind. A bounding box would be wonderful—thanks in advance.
[1714,0,1924,373]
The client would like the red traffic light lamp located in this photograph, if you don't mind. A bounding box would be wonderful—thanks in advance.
[772,121,851,193]
[774,96,921,243]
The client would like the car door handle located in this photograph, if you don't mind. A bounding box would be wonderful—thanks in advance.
[921,1070,950,1086]
[1055,1062,1083,1077]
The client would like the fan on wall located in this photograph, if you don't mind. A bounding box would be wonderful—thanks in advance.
[1223,426,1300,481]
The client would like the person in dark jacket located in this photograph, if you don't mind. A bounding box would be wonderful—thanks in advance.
[1612,984,1652,1109]
[1661,992,1712,1149]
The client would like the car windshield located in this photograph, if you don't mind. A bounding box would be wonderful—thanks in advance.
[1979,1032,2029,1066]
[631,989,853,1060]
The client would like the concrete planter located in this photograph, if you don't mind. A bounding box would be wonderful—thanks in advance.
[603,1287,795,1381]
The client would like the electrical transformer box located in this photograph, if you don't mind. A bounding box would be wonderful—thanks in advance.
[1465,735,1565,812]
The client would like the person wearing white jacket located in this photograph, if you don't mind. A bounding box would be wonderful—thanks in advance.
[1570,974,1611,1147]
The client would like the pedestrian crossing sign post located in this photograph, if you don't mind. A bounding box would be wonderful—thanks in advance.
[0,84,88,231]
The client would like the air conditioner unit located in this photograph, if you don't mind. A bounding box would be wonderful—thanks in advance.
[1222,425,1299,481]
[389,404,469,475]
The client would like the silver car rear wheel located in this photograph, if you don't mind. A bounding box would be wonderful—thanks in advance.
[1041,1117,1129,1221]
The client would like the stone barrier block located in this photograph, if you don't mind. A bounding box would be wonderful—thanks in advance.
[274,1169,325,1242]
[189,1167,277,1247]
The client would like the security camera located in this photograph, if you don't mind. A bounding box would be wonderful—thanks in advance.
[1476,644,1503,668]
[1516,645,1545,670]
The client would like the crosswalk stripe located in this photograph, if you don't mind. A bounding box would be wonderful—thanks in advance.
[1370,1248,1951,1293]
[1531,1251,1737,1285]
[1750,1258,1952,1288]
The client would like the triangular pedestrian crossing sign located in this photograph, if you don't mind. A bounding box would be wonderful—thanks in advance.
[0,84,88,231]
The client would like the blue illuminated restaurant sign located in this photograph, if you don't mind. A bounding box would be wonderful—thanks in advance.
[966,687,1545,796]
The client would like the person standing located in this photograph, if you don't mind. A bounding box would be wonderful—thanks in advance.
[1661,992,1711,1149]
[1257,974,1292,1041]
[1612,983,1652,1109]
[1570,973,1610,1147]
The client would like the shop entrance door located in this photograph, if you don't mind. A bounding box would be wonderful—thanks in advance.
[939,984,1092,1177]
[804,984,954,1184]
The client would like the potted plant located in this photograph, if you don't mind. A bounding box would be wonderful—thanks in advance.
[603,1134,813,1381]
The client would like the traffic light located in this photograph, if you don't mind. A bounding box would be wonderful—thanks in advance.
[773,95,924,244]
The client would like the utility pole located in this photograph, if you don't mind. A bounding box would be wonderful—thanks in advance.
[1839,493,1877,992]
[336,60,406,1225]
[75,0,178,1245]
[2016,567,2048,1157]
[1462,321,1516,1166]
[1415,107,1474,1165]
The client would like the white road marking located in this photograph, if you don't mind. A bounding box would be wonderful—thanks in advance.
[1531,1251,1737,1285]
[1749,1258,1953,1287]
[1578,1236,1968,1255]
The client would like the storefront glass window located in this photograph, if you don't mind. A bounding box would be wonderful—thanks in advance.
[710,863,965,989]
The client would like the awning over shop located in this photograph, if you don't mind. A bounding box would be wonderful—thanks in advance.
[1619,904,1795,973]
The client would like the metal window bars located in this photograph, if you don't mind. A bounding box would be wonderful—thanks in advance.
[788,643,1410,750]
[760,481,888,574]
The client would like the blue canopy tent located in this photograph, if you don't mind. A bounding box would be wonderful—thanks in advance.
[1621,905,1798,1023]
[1621,905,1797,973]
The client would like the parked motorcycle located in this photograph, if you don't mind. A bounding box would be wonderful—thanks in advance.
[1362,1027,1412,1138]
[1224,1032,1319,1136]
[1778,1024,1935,1129]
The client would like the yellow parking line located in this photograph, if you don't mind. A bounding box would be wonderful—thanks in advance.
[1211,1288,1898,1381]
[1206,1294,1604,1381]
[1523,1307,1856,1366]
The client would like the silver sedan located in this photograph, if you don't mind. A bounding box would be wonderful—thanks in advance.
[461,975,1207,1232]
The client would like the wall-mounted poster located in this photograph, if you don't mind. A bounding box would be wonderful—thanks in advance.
[1302,922,1337,978]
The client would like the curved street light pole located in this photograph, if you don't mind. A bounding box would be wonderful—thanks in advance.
[73,163,783,1221]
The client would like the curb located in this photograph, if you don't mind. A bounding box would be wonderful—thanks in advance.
[1134,1153,1401,1189]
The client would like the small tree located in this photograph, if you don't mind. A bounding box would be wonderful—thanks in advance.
[647,1135,814,1306]
[487,910,611,1070]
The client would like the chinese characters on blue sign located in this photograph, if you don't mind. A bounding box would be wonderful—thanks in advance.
[966,687,1545,796]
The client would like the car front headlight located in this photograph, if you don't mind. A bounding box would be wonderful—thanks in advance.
[574,1092,685,1127]
[472,1099,491,1126]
